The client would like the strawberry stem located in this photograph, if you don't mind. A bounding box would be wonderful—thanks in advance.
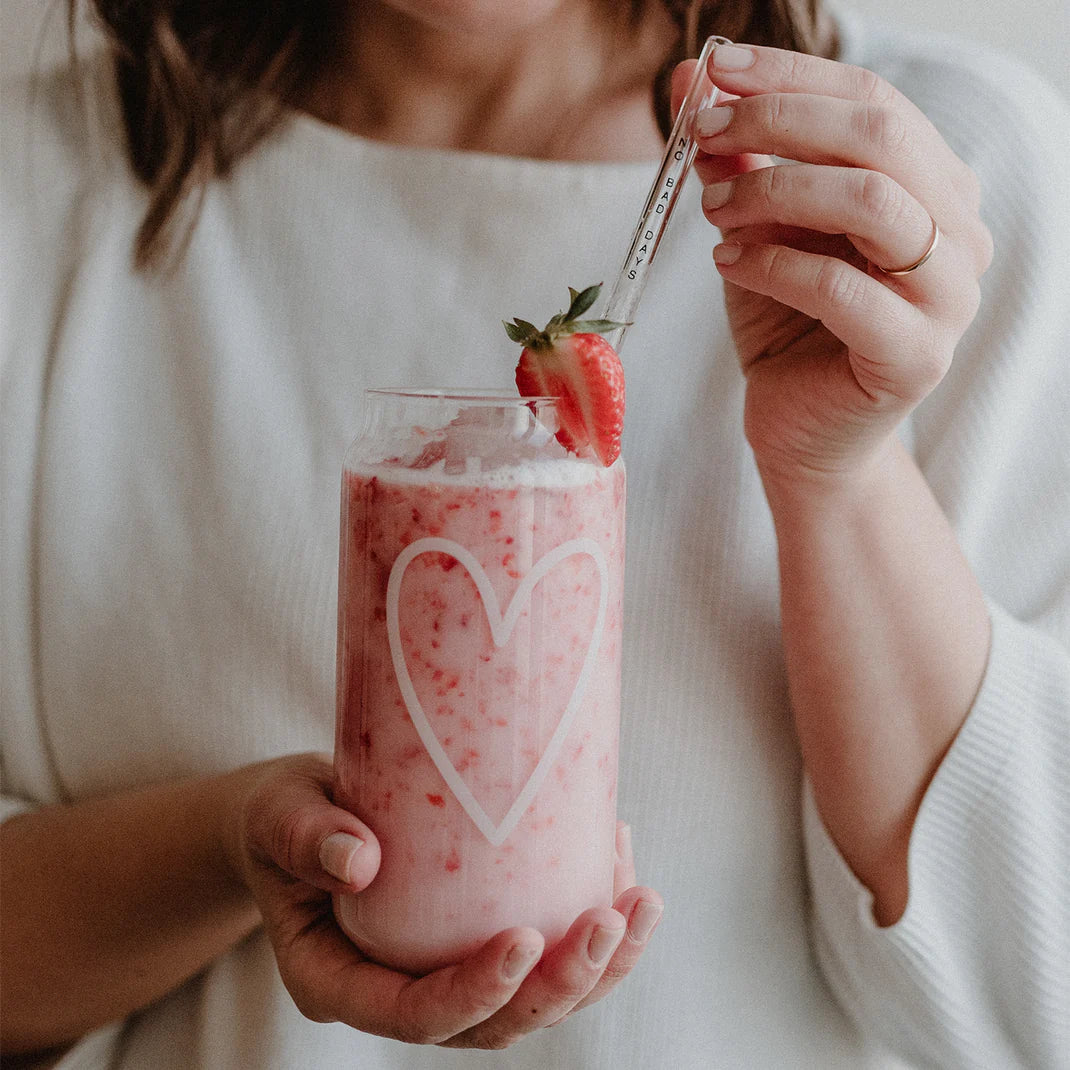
[503,283,630,350]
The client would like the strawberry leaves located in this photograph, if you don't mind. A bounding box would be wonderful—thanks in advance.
[503,283,628,352]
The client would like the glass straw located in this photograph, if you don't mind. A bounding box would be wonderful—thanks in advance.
[603,35,730,352]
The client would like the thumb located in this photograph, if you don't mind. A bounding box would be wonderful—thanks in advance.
[670,58,700,121]
[670,59,768,186]
[245,754,381,895]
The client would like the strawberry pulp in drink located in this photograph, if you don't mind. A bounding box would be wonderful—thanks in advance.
[333,391,625,973]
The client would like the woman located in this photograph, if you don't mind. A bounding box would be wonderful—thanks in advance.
[2,0,1068,1066]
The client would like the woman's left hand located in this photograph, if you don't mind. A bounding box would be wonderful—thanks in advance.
[237,755,661,1050]
[680,42,993,490]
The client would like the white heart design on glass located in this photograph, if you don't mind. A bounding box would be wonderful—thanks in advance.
[386,536,608,848]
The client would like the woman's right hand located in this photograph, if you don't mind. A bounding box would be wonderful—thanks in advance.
[234,753,661,1049]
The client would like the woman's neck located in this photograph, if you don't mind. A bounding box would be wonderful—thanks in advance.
[304,1,676,162]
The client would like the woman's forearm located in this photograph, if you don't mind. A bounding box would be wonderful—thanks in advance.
[0,768,263,1054]
[761,438,991,925]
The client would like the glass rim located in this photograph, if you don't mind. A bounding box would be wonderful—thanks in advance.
[365,388,559,405]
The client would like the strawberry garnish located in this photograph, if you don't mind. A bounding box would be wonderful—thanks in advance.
[503,283,627,467]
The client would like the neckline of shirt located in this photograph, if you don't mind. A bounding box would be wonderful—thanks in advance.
[273,10,861,191]
[279,104,660,191]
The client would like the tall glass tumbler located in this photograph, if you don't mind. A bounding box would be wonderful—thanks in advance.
[334,390,625,974]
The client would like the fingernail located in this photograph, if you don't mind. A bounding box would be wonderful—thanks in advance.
[503,941,540,980]
[628,899,663,943]
[587,923,625,966]
[694,106,732,138]
[713,243,743,265]
[319,832,364,883]
[702,180,733,211]
[713,43,755,70]
[615,822,632,864]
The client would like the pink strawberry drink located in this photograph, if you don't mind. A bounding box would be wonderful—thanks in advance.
[334,390,625,974]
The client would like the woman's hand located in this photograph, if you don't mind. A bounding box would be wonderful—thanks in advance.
[676,43,993,491]
[668,45,993,921]
[234,754,662,1049]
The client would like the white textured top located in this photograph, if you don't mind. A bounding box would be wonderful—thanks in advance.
[3,9,1069,1069]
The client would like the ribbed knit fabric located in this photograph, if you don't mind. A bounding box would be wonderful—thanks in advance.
[2,9,1068,1069]
[805,608,1070,1069]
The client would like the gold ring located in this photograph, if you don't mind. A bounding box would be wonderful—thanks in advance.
[879,217,940,276]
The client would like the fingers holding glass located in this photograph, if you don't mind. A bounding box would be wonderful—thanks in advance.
[563,886,664,1019]
[276,924,544,1043]
[437,827,661,1048]
[437,906,627,1049]
[613,820,636,898]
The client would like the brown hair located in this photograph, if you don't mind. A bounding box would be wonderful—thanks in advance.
[77,1,833,268]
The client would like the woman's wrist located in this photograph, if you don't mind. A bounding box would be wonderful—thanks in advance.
[213,762,273,900]
[752,433,905,526]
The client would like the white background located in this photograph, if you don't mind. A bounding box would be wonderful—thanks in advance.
[2,0,1068,102]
